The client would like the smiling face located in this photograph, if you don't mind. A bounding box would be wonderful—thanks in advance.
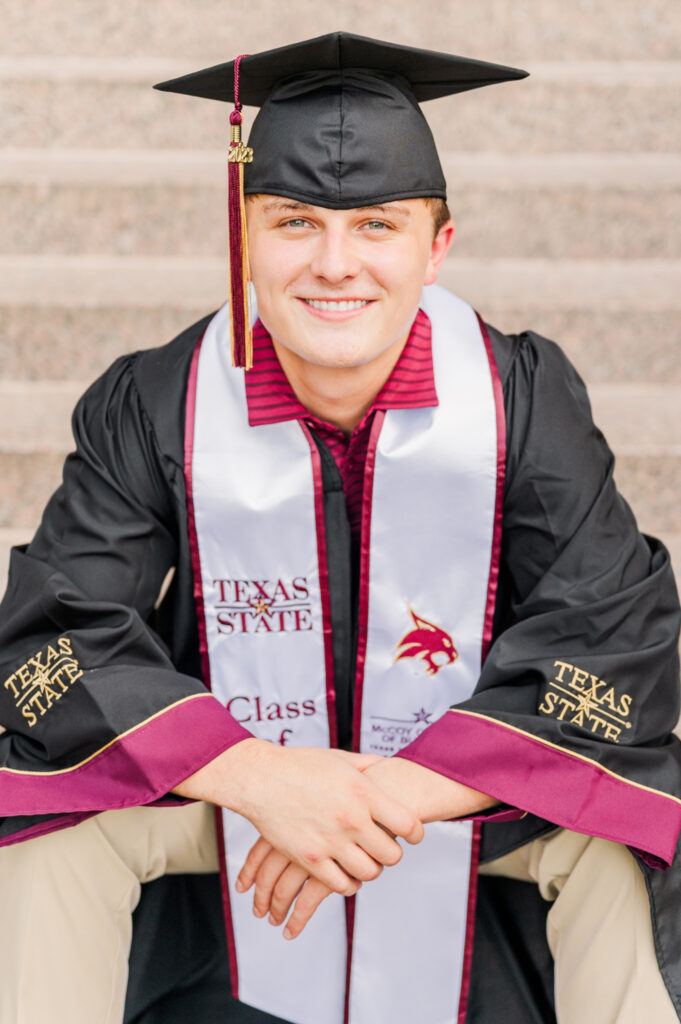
[245,196,454,371]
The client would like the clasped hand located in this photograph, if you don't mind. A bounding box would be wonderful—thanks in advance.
[234,750,497,938]
[174,737,494,938]
[235,750,409,939]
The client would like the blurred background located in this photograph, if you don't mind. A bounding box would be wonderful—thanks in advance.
[1,0,680,583]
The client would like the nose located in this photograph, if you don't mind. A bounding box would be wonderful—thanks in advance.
[308,224,362,283]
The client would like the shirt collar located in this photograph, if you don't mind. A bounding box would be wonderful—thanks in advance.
[245,308,438,429]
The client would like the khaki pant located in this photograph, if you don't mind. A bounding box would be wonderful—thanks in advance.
[0,805,676,1023]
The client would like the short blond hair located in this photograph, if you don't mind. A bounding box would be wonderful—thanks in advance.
[424,197,452,238]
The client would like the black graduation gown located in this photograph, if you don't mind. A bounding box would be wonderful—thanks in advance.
[1,312,680,1022]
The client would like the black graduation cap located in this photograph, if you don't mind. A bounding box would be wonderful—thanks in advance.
[156,32,528,209]
[155,33,528,367]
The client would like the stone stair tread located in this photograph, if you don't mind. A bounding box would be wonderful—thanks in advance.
[4,1,680,62]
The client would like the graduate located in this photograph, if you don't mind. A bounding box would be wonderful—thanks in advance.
[1,32,680,1024]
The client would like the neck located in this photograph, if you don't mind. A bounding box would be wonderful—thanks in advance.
[271,334,408,433]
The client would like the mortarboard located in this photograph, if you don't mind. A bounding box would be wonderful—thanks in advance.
[155,32,528,368]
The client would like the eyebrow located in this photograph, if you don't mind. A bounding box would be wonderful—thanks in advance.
[261,199,313,214]
[361,204,411,220]
[259,199,412,219]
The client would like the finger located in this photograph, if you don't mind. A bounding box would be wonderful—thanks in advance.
[301,856,361,897]
[355,825,404,868]
[252,849,291,918]
[268,863,309,925]
[334,845,383,884]
[236,836,274,893]
[333,750,384,771]
[368,791,424,846]
[283,879,336,940]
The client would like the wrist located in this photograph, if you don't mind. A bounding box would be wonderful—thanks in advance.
[172,736,274,813]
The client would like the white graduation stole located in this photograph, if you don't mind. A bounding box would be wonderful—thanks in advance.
[185,284,503,1024]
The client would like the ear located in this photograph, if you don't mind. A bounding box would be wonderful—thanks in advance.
[423,219,455,286]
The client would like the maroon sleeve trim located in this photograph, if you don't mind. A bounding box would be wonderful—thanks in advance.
[396,709,681,868]
[0,693,251,817]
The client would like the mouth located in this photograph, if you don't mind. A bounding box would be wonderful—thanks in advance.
[298,297,376,322]
[302,298,373,312]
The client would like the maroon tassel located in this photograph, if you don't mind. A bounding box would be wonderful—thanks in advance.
[227,56,253,369]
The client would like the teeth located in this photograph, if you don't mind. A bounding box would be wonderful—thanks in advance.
[306,299,370,311]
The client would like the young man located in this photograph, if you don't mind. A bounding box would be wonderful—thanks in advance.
[1,32,681,1024]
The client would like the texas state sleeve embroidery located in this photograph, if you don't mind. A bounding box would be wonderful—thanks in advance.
[3,637,83,728]
[538,659,633,742]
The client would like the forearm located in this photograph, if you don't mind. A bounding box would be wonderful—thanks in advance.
[366,755,497,823]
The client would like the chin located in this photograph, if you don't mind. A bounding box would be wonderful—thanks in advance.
[299,343,378,370]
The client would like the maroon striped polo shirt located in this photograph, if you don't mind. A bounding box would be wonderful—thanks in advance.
[245,309,438,537]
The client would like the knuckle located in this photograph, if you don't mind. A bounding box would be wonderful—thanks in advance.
[383,844,402,866]
[350,778,369,800]
[271,889,288,914]
[334,809,358,831]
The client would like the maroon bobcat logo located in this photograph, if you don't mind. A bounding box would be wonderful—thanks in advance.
[394,608,458,677]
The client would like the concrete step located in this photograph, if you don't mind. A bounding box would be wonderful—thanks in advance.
[483,309,681,387]
[0,529,31,588]
[2,256,680,312]
[2,59,680,152]
[4,0,679,61]
[3,168,680,260]
[0,306,200,382]
[0,381,87,454]
[2,305,679,386]
[0,454,65,529]
[616,459,681,535]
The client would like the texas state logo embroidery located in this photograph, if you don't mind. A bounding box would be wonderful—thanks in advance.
[394,608,458,676]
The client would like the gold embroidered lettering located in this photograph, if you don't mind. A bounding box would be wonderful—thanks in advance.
[538,660,634,743]
[616,694,632,718]
[2,639,83,728]
[3,674,20,700]
[21,704,37,727]
[570,667,589,691]
[553,660,572,683]
[555,697,574,721]
[538,691,559,716]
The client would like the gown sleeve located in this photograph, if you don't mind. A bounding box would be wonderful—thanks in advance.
[0,353,250,846]
[397,331,681,869]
